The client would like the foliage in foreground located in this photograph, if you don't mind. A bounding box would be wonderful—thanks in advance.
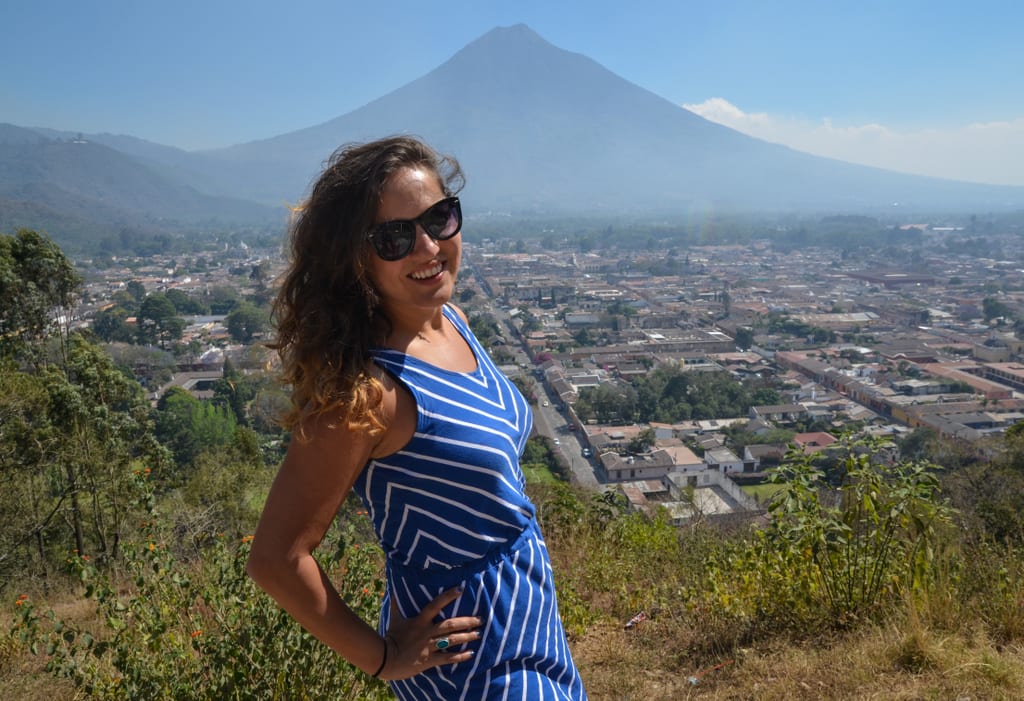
[6,437,1024,699]
[676,438,957,653]
[535,437,969,658]
[11,498,389,700]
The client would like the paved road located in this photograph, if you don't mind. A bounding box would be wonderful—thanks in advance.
[473,290,600,490]
[532,381,600,490]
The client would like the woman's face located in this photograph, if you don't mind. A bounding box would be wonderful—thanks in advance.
[366,166,461,320]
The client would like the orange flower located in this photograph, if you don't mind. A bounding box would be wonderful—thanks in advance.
[191,629,203,638]
[82,554,90,561]
[362,587,370,595]
[148,543,156,551]
[241,535,254,544]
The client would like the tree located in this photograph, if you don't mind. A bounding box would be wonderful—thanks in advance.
[518,307,542,334]
[0,335,171,577]
[751,387,782,406]
[0,233,171,582]
[605,300,636,318]
[0,365,57,582]
[0,229,81,366]
[734,327,755,350]
[898,428,939,461]
[630,366,760,423]
[982,297,1011,323]
[572,327,593,346]
[137,293,185,349]
[811,327,836,344]
[105,344,176,390]
[180,427,269,536]
[577,383,637,424]
[92,306,135,343]
[225,303,269,343]
[154,387,238,471]
[207,285,241,315]
[249,262,270,286]
[510,376,536,404]
[469,313,501,347]
[628,428,656,454]
[520,436,565,480]
[213,359,256,425]
[165,288,209,315]
[248,263,274,306]
[1,340,166,581]
[125,280,147,302]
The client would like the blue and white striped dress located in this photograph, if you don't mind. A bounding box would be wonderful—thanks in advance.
[352,305,587,700]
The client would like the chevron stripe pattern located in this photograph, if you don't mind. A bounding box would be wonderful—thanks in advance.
[353,305,587,699]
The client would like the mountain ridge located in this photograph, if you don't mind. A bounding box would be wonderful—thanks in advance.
[183,23,1024,213]
[2,23,1022,252]
[0,124,284,250]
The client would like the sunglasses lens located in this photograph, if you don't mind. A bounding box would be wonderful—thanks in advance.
[368,197,461,260]
[373,223,415,261]
[421,199,461,239]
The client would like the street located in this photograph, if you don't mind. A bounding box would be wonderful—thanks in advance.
[531,379,600,489]
[476,289,600,489]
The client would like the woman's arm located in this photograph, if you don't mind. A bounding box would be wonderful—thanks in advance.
[246,407,387,674]
[246,372,481,680]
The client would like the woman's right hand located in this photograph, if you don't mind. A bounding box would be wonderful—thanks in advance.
[377,585,483,681]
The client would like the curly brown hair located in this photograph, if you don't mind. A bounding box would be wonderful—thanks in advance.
[271,136,464,435]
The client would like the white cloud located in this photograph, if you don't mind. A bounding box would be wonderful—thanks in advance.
[683,98,1024,188]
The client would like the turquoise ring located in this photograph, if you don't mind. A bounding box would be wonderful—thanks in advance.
[435,637,450,650]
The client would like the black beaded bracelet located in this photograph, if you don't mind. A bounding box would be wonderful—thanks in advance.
[371,635,389,678]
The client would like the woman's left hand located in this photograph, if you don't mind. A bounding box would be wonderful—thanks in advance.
[377,585,482,681]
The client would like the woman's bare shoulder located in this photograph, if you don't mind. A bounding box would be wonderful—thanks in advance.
[284,364,397,467]
[447,303,469,323]
[365,362,416,459]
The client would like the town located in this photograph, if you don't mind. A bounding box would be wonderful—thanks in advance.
[73,218,1024,526]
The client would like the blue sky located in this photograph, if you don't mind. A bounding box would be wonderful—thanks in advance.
[2,0,1022,186]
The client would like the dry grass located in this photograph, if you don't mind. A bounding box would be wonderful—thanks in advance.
[2,582,93,701]
[571,615,1024,701]
[5,479,1024,700]
[5,587,1024,700]
[0,648,80,701]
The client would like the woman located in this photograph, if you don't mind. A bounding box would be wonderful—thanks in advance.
[247,136,587,699]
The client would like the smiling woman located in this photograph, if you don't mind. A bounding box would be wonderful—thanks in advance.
[246,135,588,699]
[364,167,464,332]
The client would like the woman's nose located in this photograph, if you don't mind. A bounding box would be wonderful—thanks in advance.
[412,225,440,255]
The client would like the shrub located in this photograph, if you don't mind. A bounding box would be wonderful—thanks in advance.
[669,437,958,658]
[16,518,390,700]
[762,437,956,623]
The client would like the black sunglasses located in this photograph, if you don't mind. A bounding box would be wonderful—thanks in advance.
[367,196,462,261]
